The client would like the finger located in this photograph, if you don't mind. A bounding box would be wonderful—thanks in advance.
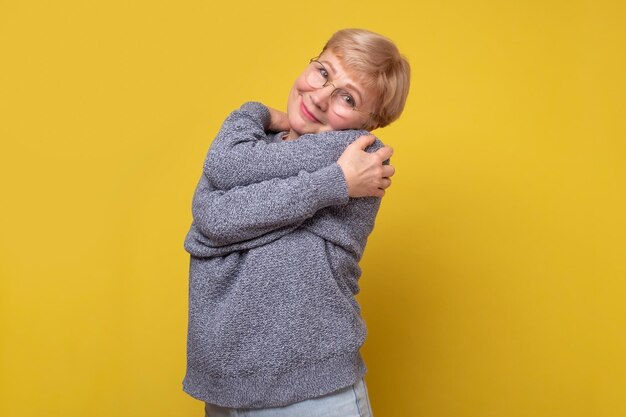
[379,178,392,189]
[352,134,376,150]
[375,146,393,162]
[382,165,395,178]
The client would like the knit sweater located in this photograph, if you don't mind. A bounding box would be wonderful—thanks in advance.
[183,102,385,408]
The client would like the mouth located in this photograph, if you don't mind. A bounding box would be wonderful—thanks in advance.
[300,98,321,123]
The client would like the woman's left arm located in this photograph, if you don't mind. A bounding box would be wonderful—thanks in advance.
[204,102,379,191]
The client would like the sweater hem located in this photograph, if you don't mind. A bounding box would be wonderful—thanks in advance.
[182,351,367,409]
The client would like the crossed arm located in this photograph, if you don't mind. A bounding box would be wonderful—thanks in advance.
[184,102,394,258]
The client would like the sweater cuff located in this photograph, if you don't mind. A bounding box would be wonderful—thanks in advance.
[305,163,350,211]
[240,102,271,130]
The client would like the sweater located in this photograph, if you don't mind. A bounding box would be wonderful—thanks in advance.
[183,102,385,408]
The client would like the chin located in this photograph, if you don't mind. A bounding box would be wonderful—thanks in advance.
[287,115,305,136]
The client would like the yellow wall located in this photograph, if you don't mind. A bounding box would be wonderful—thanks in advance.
[1,1,624,416]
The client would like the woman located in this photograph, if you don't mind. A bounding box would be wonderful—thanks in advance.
[183,29,410,416]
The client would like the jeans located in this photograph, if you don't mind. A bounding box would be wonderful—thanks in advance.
[204,378,373,417]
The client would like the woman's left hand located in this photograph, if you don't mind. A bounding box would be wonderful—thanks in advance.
[267,107,290,132]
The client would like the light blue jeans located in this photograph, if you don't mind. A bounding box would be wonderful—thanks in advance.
[204,378,373,417]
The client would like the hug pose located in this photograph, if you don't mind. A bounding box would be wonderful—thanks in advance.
[183,29,410,416]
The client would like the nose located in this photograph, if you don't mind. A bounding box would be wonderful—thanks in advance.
[309,85,334,112]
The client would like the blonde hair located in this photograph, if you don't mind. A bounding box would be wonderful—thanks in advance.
[320,28,411,130]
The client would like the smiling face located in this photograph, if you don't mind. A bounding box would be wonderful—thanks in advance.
[285,51,375,140]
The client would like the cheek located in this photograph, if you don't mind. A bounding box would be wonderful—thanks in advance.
[292,75,310,96]
[287,108,301,130]
[325,113,359,131]
[287,77,306,113]
[287,85,296,112]
[287,87,300,119]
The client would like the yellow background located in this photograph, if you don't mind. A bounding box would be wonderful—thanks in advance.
[1,0,624,416]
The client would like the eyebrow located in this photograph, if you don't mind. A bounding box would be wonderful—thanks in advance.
[319,60,364,104]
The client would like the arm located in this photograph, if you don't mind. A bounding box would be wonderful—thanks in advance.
[184,163,349,256]
[303,195,382,258]
[185,104,394,256]
[185,137,393,257]
[204,102,375,190]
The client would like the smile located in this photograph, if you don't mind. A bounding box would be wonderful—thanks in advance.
[300,99,321,123]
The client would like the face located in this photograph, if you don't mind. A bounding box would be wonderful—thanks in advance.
[286,51,374,139]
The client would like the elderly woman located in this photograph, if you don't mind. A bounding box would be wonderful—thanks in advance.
[183,29,410,416]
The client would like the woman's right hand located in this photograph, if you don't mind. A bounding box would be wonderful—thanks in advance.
[337,135,395,198]
[267,107,290,132]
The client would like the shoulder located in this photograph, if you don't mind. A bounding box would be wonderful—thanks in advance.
[222,101,270,128]
[298,129,385,153]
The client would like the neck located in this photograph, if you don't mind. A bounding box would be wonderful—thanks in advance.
[283,130,300,141]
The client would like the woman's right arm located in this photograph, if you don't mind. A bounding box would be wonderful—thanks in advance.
[204,102,391,191]
[185,162,349,256]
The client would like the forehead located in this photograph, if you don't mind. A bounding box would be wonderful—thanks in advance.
[318,51,363,83]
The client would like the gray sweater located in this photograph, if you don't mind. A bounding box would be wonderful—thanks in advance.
[183,102,384,408]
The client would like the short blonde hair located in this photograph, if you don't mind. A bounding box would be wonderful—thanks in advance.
[320,28,411,130]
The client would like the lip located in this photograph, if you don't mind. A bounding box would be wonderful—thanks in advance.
[299,98,321,123]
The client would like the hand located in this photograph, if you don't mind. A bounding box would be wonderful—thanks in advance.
[337,135,395,198]
[267,107,290,132]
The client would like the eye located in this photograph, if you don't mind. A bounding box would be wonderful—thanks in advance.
[312,61,329,79]
[317,67,329,79]
[339,91,356,107]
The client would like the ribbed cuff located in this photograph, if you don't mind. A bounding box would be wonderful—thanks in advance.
[303,163,350,212]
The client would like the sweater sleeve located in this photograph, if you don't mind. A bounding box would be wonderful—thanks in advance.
[184,103,386,257]
[204,102,373,190]
[186,162,349,252]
